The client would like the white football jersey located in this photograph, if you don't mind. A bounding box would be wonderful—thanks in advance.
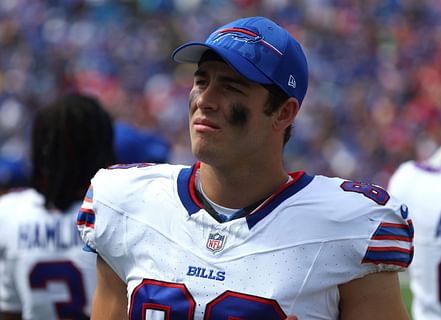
[0,188,96,320]
[78,163,414,320]
[389,161,441,320]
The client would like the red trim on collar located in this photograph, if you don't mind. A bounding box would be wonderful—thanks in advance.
[249,171,305,215]
[189,161,203,208]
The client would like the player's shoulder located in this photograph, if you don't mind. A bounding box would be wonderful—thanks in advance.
[0,188,44,233]
[389,160,441,195]
[303,175,413,250]
[391,160,419,178]
[90,162,188,206]
[310,174,405,221]
[94,162,183,183]
[312,175,392,205]
[392,159,441,179]
[0,188,43,210]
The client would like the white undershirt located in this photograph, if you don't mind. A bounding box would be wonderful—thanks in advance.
[195,170,292,220]
[195,171,239,219]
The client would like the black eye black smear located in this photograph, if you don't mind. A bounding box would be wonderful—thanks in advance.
[227,103,249,127]
[190,92,249,128]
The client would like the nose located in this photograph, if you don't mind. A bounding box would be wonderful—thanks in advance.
[193,84,220,112]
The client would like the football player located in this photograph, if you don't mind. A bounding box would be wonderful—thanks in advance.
[0,94,115,319]
[78,16,413,319]
[389,146,441,320]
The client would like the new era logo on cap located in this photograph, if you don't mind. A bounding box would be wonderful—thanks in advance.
[288,75,297,89]
[172,16,308,106]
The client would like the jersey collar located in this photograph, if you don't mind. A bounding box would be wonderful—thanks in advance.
[177,162,314,229]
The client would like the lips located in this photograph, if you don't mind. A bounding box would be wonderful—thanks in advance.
[193,118,220,131]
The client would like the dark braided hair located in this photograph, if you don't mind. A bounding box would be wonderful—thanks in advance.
[31,93,116,211]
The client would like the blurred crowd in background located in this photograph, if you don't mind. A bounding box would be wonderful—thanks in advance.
[0,0,440,190]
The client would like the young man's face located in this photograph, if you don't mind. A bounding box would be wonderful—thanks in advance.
[188,60,276,167]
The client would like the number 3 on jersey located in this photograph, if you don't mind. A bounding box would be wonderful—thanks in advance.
[130,279,287,319]
[30,261,88,319]
[340,181,390,205]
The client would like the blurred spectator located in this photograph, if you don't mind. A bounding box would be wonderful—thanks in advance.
[0,0,440,189]
[0,156,28,194]
[114,120,170,164]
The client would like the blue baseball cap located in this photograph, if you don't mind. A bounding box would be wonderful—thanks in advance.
[172,16,308,105]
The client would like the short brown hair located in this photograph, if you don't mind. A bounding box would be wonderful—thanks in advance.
[263,84,292,145]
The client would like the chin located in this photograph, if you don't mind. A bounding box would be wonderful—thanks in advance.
[192,145,219,164]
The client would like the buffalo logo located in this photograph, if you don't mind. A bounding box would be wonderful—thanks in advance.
[215,27,263,44]
[213,27,282,56]
[206,232,226,252]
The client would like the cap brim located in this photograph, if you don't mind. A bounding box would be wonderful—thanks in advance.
[172,42,273,85]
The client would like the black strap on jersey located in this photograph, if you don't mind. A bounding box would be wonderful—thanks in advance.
[194,189,266,223]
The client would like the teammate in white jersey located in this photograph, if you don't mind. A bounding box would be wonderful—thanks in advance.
[0,94,115,320]
[388,146,441,320]
[78,16,414,319]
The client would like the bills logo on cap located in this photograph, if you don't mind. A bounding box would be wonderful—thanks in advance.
[214,27,283,56]
[172,16,309,106]
[215,28,263,44]
[207,232,226,252]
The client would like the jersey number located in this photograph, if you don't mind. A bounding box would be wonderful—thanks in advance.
[340,181,390,205]
[130,279,286,319]
[29,261,88,319]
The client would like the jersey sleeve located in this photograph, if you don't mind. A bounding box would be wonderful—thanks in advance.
[76,168,131,281]
[360,197,414,272]
[76,164,176,282]
[336,178,414,272]
[308,176,415,283]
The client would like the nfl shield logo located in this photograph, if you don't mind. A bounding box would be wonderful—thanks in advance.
[206,232,226,252]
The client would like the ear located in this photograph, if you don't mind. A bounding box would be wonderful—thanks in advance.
[273,97,300,131]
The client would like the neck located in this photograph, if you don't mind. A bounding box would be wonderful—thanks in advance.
[198,161,289,209]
